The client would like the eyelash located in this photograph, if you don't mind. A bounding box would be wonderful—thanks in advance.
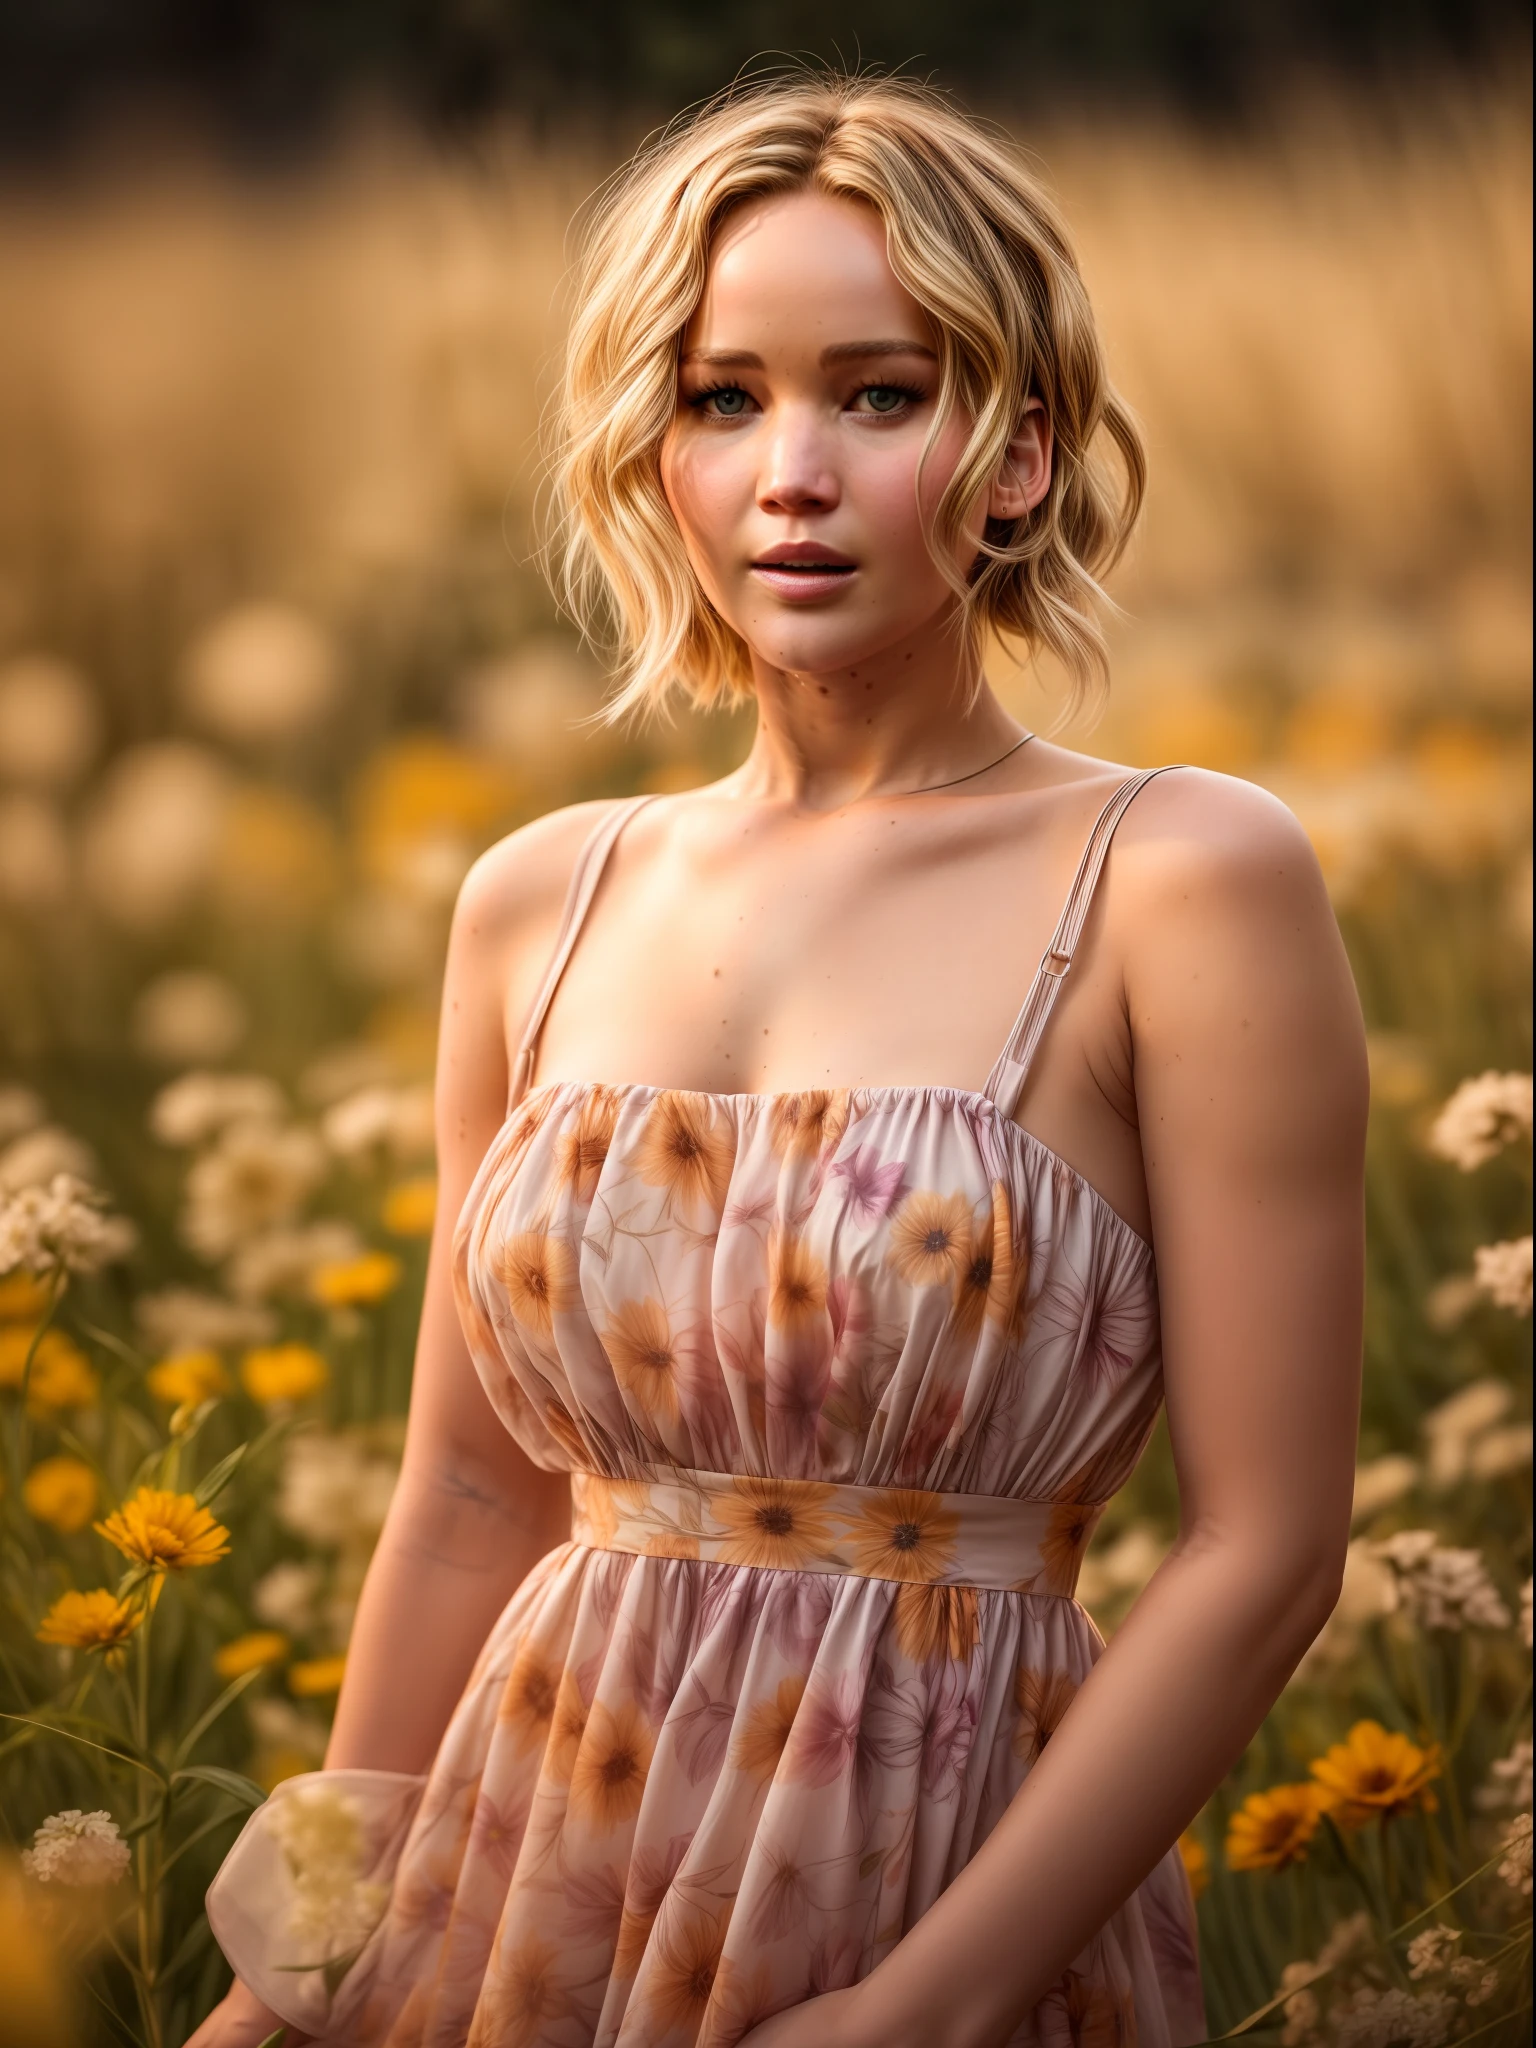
[686,381,926,415]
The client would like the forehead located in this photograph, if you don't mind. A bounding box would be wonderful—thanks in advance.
[683,189,933,353]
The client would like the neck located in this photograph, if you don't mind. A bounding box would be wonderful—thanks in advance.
[730,605,1026,811]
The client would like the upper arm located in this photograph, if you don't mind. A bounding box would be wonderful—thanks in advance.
[1120,771,1368,1578]
[396,800,622,1501]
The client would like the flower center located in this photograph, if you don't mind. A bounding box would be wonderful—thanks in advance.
[890,1520,923,1551]
[922,1228,952,1255]
[600,1746,639,1788]
[756,1505,794,1537]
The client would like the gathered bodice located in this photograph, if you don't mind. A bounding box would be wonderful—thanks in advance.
[453,1077,1162,1522]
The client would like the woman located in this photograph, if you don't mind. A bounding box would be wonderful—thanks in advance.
[192,71,1366,2048]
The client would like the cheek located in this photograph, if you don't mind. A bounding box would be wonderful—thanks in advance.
[661,433,742,575]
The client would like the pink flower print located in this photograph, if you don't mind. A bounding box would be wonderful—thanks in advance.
[918,1664,979,1799]
[749,1842,815,1943]
[808,1930,864,1995]
[831,1148,907,1224]
[560,1860,627,1944]
[467,1784,532,1886]
[784,1671,863,1789]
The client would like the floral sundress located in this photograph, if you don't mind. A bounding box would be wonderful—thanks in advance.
[207,771,1207,2047]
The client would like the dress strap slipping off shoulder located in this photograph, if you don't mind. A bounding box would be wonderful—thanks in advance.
[207,766,1206,2048]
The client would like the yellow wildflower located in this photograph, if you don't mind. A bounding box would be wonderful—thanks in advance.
[289,1655,348,1697]
[309,1252,402,1308]
[240,1342,327,1405]
[0,1272,54,1319]
[22,1456,98,1534]
[382,1177,437,1237]
[146,1348,230,1407]
[1225,1783,1331,1871]
[1178,1831,1210,1899]
[0,1326,100,1411]
[214,1631,289,1679]
[95,1488,230,1572]
[1308,1720,1441,1828]
[36,1588,142,1666]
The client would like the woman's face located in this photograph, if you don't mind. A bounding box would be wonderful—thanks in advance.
[660,189,1046,681]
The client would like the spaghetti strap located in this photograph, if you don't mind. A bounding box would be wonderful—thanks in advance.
[506,794,659,1112]
[983,766,1183,1121]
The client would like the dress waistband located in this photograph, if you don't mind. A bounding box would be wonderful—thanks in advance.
[569,1468,1101,1597]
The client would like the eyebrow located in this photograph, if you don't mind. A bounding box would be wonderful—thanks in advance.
[680,339,939,369]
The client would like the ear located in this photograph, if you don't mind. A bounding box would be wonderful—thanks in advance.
[986,398,1052,522]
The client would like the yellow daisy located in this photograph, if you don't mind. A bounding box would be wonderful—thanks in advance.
[36,1588,142,1665]
[498,1231,579,1335]
[22,1455,99,1534]
[887,1191,975,1288]
[712,1475,836,1572]
[634,1091,734,1216]
[604,1298,680,1422]
[1308,1720,1441,1828]
[570,1698,654,1832]
[1225,1783,1331,1870]
[842,1486,959,1584]
[767,1227,829,1336]
[95,1488,230,1572]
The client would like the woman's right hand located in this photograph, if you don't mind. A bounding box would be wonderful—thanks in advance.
[182,1976,310,2048]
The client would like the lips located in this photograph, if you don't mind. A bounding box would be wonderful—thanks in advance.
[749,541,858,601]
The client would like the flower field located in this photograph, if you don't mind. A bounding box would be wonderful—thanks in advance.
[0,91,1530,2047]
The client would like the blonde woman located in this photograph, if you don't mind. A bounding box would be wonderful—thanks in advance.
[191,72,1366,2048]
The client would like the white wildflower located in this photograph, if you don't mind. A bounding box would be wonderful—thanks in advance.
[149,1071,287,1148]
[248,1697,328,1762]
[21,1809,130,1886]
[1428,1071,1532,1171]
[0,653,100,787]
[1372,1531,1512,1631]
[180,1119,327,1262]
[224,1219,365,1303]
[1424,1273,1481,1332]
[1278,1961,1324,2047]
[78,741,231,933]
[1468,1422,1533,1478]
[269,1780,387,1959]
[0,1174,136,1277]
[1477,1738,1534,1814]
[1473,1236,1533,1315]
[1446,1957,1499,2005]
[1422,1378,1512,1489]
[0,1085,44,1144]
[182,604,339,747]
[279,1430,400,1549]
[321,1084,435,1165]
[1351,1454,1419,1523]
[1406,1924,1459,1977]
[253,1560,324,1633]
[0,1124,97,1192]
[1498,1811,1533,1896]
[134,1286,276,1353]
[298,1041,397,1108]
[131,971,249,1065]
[1332,1986,1456,2048]
[1295,1542,1397,1673]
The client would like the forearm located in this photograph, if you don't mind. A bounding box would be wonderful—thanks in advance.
[322,1458,570,1774]
[850,1535,1339,2048]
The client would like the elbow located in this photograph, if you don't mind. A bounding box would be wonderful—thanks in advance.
[1177,1516,1350,1660]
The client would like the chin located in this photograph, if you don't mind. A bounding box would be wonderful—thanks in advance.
[745,613,926,681]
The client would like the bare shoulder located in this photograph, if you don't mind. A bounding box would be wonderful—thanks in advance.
[450,796,631,962]
[1106,764,1329,933]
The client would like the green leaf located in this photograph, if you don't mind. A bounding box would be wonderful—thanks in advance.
[173,1664,266,1771]
[171,1763,267,1809]
[158,1910,215,1987]
[0,1709,167,1782]
[194,1442,247,1509]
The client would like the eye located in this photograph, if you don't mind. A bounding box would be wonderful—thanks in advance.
[854,384,919,416]
[690,385,752,417]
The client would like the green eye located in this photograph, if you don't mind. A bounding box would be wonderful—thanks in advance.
[706,388,748,415]
[863,386,906,413]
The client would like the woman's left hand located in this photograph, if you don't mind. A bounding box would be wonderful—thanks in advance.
[736,1984,869,2048]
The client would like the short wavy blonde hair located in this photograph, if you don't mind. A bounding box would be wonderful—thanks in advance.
[549,71,1145,722]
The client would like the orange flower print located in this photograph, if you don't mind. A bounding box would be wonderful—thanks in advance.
[843,1487,959,1584]
[572,1470,620,1547]
[894,1582,980,1663]
[643,1529,702,1560]
[645,1901,729,2034]
[952,1181,1019,1336]
[731,1675,807,1782]
[767,1227,829,1337]
[497,1231,578,1335]
[1013,1666,1079,1762]
[636,1091,734,1216]
[570,1698,655,1832]
[713,1476,835,1571]
[498,1642,561,1751]
[474,1933,566,2048]
[502,1087,556,1165]
[605,1297,681,1423]
[555,1085,621,1202]
[770,1089,850,1160]
[545,1669,589,1782]
[543,1400,589,1468]
[1036,1497,1101,1592]
[1036,1969,1131,2048]
[888,1190,974,1288]
[614,1839,690,1978]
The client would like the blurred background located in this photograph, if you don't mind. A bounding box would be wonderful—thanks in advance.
[0,5,1530,2043]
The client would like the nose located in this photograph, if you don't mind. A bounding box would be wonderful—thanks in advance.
[756,404,841,517]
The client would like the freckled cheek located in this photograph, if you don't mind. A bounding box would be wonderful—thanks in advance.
[848,444,952,582]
